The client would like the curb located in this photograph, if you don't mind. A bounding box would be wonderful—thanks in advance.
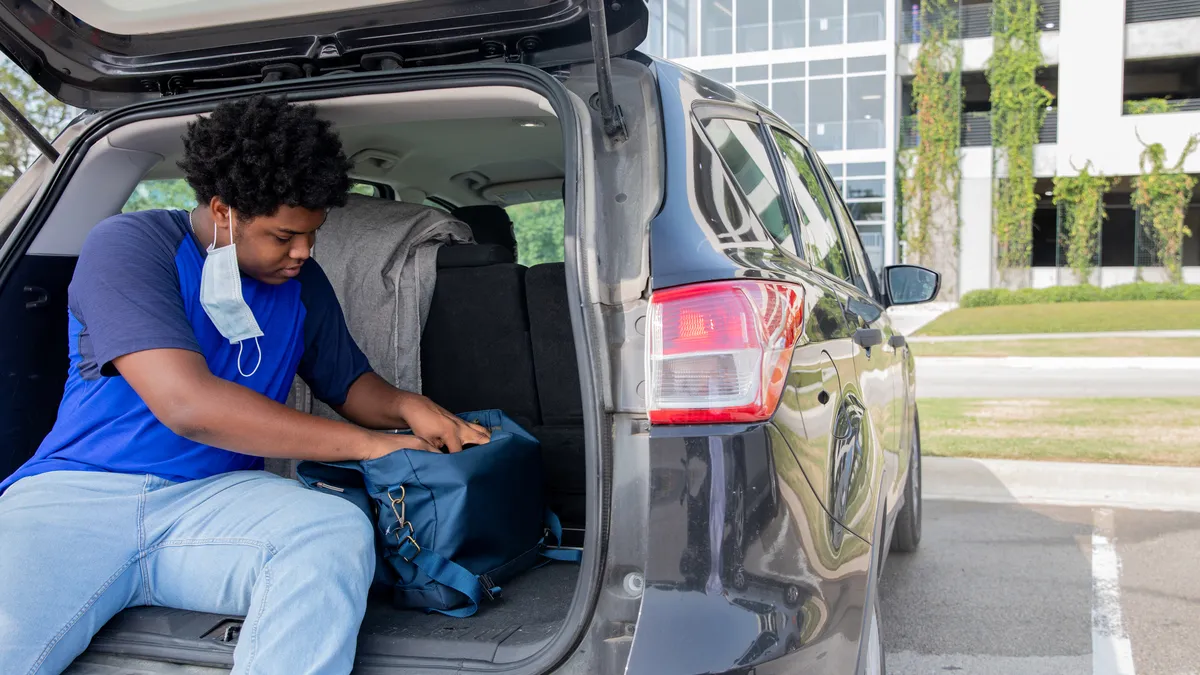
[924,456,1200,513]
[910,329,1200,343]
[916,356,1200,370]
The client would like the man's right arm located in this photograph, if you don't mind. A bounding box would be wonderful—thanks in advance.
[114,348,433,461]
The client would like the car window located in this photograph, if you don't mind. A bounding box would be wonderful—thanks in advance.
[770,129,853,282]
[122,179,198,213]
[701,117,795,251]
[506,200,565,267]
[817,166,878,297]
[349,182,382,198]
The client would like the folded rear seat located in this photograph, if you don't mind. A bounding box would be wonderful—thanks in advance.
[524,263,586,529]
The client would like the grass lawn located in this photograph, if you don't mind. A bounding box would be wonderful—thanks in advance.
[920,398,1200,466]
[914,300,1200,337]
[911,337,1200,358]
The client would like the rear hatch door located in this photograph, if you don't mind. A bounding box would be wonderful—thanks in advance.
[0,0,647,109]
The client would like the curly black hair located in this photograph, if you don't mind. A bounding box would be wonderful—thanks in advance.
[178,95,352,219]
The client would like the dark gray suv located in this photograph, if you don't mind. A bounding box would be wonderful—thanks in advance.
[0,1,937,673]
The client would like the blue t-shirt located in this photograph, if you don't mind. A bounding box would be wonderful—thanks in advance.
[0,210,371,492]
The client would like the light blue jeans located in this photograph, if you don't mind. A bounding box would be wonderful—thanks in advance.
[0,469,376,675]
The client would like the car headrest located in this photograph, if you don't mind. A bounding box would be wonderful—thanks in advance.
[450,205,518,260]
[436,244,516,269]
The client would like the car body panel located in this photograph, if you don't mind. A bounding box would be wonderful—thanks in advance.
[629,423,871,675]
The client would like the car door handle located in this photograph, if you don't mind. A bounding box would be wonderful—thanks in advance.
[852,328,883,349]
[889,335,907,350]
[24,285,50,310]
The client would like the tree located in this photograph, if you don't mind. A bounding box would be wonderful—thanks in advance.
[507,200,565,267]
[0,56,76,196]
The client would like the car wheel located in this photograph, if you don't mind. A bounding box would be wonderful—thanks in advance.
[889,409,922,553]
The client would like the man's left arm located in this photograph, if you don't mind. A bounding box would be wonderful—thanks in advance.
[297,260,489,453]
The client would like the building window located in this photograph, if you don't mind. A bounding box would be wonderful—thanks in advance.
[738,83,770,105]
[810,0,845,47]
[702,0,734,55]
[645,0,664,56]
[771,80,806,133]
[809,77,844,151]
[773,0,805,49]
[847,74,886,150]
[667,0,694,58]
[738,0,770,53]
[841,161,887,271]
[704,118,794,249]
[848,0,886,43]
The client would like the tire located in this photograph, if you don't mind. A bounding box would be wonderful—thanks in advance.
[889,409,922,553]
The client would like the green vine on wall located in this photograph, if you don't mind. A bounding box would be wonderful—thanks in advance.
[901,0,962,259]
[1124,97,1173,115]
[1132,130,1200,283]
[1052,161,1115,285]
[988,0,1052,271]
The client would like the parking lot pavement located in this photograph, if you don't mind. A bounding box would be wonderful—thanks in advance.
[880,500,1200,675]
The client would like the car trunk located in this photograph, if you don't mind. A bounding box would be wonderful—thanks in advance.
[0,69,604,672]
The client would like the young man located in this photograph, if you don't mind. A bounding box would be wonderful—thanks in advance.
[0,95,488,674]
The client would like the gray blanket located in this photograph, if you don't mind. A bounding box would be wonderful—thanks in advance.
[308,195,473,419]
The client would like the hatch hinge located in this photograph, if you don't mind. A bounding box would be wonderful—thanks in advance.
[261,63,308,83]
[586,0,628,144]
[0,92,58,161]
[362,53,404,72]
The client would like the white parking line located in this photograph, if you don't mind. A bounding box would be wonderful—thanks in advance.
[1092,508,1136,675]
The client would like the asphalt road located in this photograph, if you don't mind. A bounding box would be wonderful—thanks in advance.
[915,357,1200,398]
[879,500,1200,675]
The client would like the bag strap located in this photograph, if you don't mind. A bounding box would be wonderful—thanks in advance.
[397,538,502,618]
[540,509,582,564]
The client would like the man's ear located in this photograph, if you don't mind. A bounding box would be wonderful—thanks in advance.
[209,197,233,243]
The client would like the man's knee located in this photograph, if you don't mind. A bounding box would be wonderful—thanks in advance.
[283,495,376,584]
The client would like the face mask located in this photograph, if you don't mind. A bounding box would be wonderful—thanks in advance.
[196,209,264,378]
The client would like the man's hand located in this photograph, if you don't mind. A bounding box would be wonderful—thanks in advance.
[362,432,437,460]
[337,372,491,453]
[397,395,491,453]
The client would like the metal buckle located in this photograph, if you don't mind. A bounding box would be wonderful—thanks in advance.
[478,574,496,600]
[387,485,423,562]
[387,486,407,527]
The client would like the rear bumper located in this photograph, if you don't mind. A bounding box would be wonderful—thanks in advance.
[623,423,873,675]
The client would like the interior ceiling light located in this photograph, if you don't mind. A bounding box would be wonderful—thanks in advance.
[515,119,546,128]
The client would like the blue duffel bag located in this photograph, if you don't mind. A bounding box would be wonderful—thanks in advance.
[296,409,578,617]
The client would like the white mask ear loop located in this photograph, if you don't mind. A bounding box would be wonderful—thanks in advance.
[237,337,262,378]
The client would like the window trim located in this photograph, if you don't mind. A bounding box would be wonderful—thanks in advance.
[693,106,803,259]
[764,122,868,294]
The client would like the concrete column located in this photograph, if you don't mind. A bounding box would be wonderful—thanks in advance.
[959,176,994,295]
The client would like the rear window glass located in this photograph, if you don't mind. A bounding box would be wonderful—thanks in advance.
[122,179,198,213]
[701,117,794,251]
[507,200,565,267]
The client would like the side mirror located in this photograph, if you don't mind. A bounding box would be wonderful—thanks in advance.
[884,265,940,306]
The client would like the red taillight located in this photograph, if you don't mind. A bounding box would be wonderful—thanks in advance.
[647,280,805,425]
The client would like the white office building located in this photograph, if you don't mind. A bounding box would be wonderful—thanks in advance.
[639,0,1200,295]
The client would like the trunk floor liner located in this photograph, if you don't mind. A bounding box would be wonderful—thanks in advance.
[89,563,580,666]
